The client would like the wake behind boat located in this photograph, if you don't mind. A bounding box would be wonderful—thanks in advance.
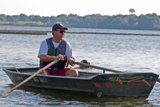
[3,67,159,98]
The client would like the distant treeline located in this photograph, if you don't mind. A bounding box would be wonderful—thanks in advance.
[0,13,160,30]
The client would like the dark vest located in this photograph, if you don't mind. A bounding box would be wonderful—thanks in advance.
[40,38,67,70]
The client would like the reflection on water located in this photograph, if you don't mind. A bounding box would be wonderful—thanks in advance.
[0,26,160,106]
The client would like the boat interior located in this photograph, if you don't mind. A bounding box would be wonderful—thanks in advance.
[7,67,104,78]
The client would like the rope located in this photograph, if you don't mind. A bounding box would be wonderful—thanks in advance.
[109,76,151,87]
[15,68,20,73]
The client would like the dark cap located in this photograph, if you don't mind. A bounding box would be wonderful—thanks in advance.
[52,23,68,31]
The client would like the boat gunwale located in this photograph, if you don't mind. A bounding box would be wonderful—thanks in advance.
[3,67,159,80]
[2,67,99,80]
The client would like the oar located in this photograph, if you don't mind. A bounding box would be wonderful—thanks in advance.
[74,61,123,73]
[0,60,59,96]
[75,61,160,83]
[157,79,160,83]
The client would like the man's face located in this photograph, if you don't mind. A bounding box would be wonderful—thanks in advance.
[53,29,65,40]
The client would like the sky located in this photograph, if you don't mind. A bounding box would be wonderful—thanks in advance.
[0,0,160,16]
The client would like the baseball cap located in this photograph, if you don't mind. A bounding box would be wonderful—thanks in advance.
[52,23,68,31]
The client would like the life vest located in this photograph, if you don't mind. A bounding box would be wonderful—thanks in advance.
[40,38,67,70]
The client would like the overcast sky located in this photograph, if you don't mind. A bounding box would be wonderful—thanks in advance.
[0,0,159,16]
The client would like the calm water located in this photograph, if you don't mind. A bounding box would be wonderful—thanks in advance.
[0,25,160,107]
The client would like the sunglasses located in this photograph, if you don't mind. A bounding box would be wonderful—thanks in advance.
[56,30,65,33]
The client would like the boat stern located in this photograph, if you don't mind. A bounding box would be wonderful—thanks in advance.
[91,72,159,98]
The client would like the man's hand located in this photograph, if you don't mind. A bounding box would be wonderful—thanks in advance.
[68,58,75,66]
[55,54,64,60]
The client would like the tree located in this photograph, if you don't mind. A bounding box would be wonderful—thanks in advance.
[129,8,136,14]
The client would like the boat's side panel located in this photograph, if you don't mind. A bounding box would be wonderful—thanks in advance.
[91,73,159,98]
[4,69,95,93]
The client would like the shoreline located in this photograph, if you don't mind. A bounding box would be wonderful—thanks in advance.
[0,30,160,36]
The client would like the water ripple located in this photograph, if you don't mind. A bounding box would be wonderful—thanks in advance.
[0,27,160,106]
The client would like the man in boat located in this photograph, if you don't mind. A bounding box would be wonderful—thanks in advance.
[38,23,78,77]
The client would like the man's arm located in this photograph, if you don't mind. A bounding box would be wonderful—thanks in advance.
[65,42,76,66]
[39,55,56,62]
[39,54,64,62]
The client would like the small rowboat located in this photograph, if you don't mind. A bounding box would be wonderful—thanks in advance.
[3,67,159,98]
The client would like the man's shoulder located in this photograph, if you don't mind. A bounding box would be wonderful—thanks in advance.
[45,37,52,41]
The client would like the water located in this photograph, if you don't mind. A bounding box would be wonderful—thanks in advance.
[0,25,160,106]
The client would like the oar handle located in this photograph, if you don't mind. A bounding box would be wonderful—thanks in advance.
[74,61,123,73]
[1,60,59,96]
